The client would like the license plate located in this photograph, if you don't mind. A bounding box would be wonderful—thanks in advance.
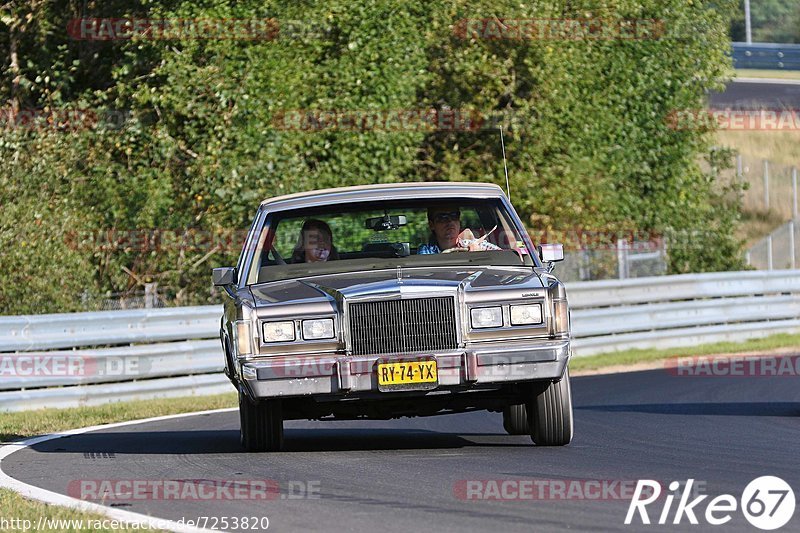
[376,359,438,392]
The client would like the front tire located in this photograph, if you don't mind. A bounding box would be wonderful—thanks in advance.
[526,370,573,446]
[239,386,284,452]
[502,404,530,435]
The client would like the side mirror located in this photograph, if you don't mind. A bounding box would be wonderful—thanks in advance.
[212,267,236,286]
[537,243,564,263]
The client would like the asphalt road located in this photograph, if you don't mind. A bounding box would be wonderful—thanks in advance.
[709,79,800,109]
[3,368,800,532]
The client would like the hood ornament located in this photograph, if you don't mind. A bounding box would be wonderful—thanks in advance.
[396,265,403,284]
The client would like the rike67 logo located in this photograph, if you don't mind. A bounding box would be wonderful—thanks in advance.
[626,477,795,530]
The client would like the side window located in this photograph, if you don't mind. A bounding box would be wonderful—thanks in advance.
[272,219,304,261]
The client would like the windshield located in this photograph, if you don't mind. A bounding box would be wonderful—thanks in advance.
[245,197,535,284]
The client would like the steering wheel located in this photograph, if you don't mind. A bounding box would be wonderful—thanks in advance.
[441,247,468,254]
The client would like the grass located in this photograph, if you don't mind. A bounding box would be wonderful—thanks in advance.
[716,130,800,170]
[571,332,800,373]
[714,128,799,248]
[735,69,800,81]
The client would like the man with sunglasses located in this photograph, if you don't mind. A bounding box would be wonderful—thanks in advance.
[418,206,461,254]
[418,205,501,254]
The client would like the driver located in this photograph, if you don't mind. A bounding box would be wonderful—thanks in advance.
[418,206,461,254]
[418,206,501,254]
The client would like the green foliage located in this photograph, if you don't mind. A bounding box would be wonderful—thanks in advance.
[0,0,744,314]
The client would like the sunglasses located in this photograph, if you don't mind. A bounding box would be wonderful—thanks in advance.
[432,211,460,223]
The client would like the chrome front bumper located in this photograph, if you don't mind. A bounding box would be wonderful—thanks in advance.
[240,339,570,399]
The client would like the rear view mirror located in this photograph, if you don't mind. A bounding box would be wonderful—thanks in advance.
[365,214,407,231]
[537,243,564,263]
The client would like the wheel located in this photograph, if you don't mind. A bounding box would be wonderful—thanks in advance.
[239,386,284,452]
[526,370,573,446]
[502,404,530,435]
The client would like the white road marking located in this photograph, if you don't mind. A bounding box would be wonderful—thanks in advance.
[732,77,800,86]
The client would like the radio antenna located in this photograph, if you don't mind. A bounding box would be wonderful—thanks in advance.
[500,126,511,201]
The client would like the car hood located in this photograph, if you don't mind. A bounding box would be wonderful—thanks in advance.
[249,266,547,314]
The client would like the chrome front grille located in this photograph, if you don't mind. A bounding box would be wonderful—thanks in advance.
[348,297,458,356]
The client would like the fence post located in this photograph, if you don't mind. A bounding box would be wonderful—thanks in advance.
[767,235,773,271]
[736,154,743,185]
[145,283,158,309]
[790,220,796,270]
[617,239,627,280]
[793,166,798,219]
[763,159,770,211]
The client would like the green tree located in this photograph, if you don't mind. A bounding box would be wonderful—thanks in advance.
[0,0,745,314]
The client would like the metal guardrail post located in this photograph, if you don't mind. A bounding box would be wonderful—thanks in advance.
[767,235,773,271]
[793,167,798,220]
[744,0,752,44]
[791,221,796,270]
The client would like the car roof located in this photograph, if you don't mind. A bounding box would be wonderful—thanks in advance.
[260,182,507,211]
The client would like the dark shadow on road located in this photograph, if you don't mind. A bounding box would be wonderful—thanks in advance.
[26,428,531,455]
[576,402,800,417]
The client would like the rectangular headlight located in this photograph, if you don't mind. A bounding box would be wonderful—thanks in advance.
[302,318,335,340]
[553,300,570,335]
[263,321,296,343]
[510,303,543,325]
[470,306,503,329]
[235,320,253,355]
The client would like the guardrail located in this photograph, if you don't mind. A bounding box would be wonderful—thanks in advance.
[1,270,799,411]
[570,270,800,354]
[732,42,800,70]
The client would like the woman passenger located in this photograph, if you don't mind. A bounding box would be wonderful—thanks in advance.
[291,219,339,263]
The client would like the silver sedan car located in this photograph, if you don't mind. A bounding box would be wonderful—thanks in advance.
[213,182,572,451]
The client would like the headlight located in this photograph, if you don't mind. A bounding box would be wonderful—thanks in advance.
[470,306,503,329]
[553,300,570,335]
[510,304,543,325]
[263,321,296,343]
[235,320,254,355]
[302,318,335,340]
